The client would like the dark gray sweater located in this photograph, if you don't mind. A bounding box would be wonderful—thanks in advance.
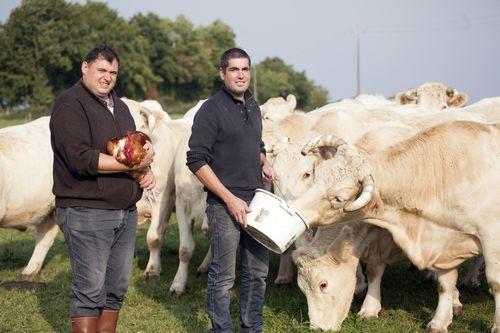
[50,80,142,209]
[186,87,266,204]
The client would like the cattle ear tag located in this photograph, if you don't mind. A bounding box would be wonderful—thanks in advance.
[255,208,270,223]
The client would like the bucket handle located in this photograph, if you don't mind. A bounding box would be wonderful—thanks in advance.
[274,181,296,215]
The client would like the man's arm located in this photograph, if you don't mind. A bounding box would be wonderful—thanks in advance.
[194,164,251,226]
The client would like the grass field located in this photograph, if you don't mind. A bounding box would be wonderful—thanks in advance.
[0,118,27,128]
[0,215,494,333]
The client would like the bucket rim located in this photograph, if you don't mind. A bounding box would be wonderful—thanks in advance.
[254,189,309,229]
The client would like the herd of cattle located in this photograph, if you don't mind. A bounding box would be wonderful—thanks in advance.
[1,82,499,332]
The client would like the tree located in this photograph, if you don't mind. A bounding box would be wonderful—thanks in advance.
[0,0,158,108]
[255,57,329,110]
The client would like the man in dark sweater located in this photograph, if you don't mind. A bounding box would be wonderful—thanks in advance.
[187,48,276,333]
[50,45,155,333]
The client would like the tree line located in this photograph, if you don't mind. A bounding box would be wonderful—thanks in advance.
[0,0,328,113]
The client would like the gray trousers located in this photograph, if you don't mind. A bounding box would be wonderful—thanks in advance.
[56,206,137,318]
[206,202,269,333]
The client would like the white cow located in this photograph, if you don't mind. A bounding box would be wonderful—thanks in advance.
[122,97,178,279]
[0,117,58,275]
[394,82,468,111]
[168,96,299,294]
[293,121,500,332]
[292,220,471,331]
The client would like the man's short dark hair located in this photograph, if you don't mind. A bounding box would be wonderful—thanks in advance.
[84,44,120,66]
[220,48,251,71]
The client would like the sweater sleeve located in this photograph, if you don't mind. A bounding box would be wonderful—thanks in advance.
[186,100,218,174]
[50,97,100,177]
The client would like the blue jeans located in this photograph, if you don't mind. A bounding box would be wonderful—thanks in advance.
[56,206,137,318]
[206,203,269,333]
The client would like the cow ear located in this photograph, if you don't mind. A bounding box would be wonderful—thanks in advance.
[395,89,417,105]
[326,225,354,263]
[140,106,158,133]
[447,93,468,108]
[286,94,297,111]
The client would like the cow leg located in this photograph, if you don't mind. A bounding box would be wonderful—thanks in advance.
[144,197,174,279]
[354,263,368,297]
[480,235,500,333]
[275,248,294,285]
[358,262,385,319]
[197,246,212,274]
[22,214,59,275]
[452,286,462,316]
[461,256,485,289]
[426,268,458,333]
[170,203,195,295]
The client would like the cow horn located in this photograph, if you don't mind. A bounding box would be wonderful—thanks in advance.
[301,135,347,156]
[344,175,374,212]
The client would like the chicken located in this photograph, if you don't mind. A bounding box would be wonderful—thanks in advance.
[107,131,156,201]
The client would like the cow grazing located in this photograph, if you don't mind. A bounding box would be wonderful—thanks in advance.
[292,220,473,331]
[293,121,500,332]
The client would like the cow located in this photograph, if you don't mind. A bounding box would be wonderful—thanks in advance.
[292,120,500,332]
[122,97,178,279]
[292,220,471,331]
[0,116,58,275]
[394,82,468,111]
[260,94,297,122]
[168,96,299,294]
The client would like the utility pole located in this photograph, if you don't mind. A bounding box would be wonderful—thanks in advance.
[253,66,258,102]
[356,31,361,97]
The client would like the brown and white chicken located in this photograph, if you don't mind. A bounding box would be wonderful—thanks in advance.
[107,131,156,201]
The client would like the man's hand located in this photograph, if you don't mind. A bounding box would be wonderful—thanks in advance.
[226,195,251,227]
[138,141,155,169]
[262,159,277,181]
[138,167,156,190]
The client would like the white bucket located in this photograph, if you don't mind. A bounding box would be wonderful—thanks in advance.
[245,189,309,254]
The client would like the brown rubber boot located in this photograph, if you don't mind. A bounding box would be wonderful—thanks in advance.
[97,309,120,333]
[71,316,98,333]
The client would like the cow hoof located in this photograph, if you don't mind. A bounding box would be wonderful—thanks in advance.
[169,284,186,296]
[274,276,292,285]
[21,265,41,276]
[142,272,160,281]
[453,305,462,316]
[357,309,379,320]
[426,322,447,333]
[196,266,208,275]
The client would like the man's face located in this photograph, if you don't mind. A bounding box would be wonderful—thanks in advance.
[219,57,251,99]
[81,56,119,99]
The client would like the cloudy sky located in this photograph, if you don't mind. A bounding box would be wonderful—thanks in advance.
[2,0,500,103]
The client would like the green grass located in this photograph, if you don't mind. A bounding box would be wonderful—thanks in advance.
[0,216,494,333]
[0,118,26,128]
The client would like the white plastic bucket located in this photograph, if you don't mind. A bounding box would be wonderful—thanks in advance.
[245,189,309,254]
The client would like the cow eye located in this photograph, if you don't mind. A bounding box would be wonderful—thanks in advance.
[302,172,311,179]
[319,281,328,292]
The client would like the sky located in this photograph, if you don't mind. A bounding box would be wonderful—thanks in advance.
[1,0,500,104]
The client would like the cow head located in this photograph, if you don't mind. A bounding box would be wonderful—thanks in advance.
[291,135,376,228]
[261,94,297,123]
[292,224,359,331]
[395,82,468,111]
[121,97,167,136]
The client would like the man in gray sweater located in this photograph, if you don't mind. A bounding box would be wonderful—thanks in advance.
[187,48,276,333]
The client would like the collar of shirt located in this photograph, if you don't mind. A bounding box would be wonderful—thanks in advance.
[222,86,253,106]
